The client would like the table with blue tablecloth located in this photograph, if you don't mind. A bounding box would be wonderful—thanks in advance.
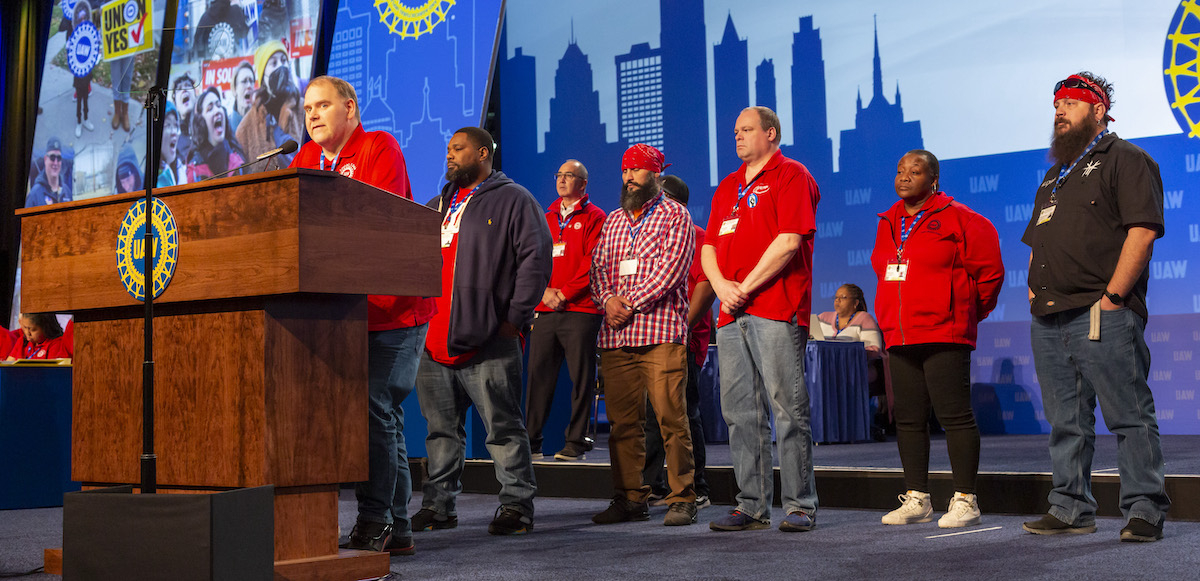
[697,340,871,444]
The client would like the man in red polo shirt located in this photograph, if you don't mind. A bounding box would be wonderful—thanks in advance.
[703,106,821,533]
[524,159,607,462]
[290,75,435,555]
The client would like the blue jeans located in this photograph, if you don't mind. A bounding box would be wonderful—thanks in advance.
[1031,307,1170,526]
[416,335,536,517]
[717,314,818,519]
[356,323,427,535]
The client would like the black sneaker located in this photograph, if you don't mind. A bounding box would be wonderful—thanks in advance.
[554,442,588,461]
[664,502,698,526]
[1120,518,1163,542]
[592,495,651,524]
[341,520,391,552]
[488,506,533,535]
[410,508,458,532]
[1021,513,1096,535]
[384,534,415,556]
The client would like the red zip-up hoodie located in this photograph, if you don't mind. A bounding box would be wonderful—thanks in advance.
[870,192,1004,349]
[536,195,606,314]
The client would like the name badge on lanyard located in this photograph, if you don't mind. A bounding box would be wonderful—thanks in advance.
[1037,203,1056,225]
[719,217,739,236]
[885,259,909,282]
[552,242,566,257]
[619,258,638,277]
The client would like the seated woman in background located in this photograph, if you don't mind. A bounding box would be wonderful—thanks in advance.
[817,283,890,441]
[5,313,70,361]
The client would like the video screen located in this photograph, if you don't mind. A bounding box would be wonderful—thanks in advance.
[25,0,168,208]
[163,0,320,182]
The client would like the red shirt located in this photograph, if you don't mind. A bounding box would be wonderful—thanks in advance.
[537,195,606,314]
[7,335,70,360]
[425,187,479,366]
[706,149,820,328]
[591,193,694,349]
[0,327,19,358]
[290,124,435,331]
[688,225,713,366]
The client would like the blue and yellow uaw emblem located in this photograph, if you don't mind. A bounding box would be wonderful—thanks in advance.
[374,0,454,39]
[1164,0,1200,137]
[116,197,179,301]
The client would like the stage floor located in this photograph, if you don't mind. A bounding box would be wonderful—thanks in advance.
[541,433,1200,476]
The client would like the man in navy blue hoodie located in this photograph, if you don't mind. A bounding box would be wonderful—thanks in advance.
[413,126,553,536]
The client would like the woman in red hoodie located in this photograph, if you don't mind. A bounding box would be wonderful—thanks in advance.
[871,150,1004,530]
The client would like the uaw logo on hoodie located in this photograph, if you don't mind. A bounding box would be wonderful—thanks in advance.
[116,197,179,301]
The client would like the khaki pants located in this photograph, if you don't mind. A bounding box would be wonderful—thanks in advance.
[600,343,695,503]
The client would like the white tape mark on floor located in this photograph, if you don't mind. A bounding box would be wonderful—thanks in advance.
[926,526,1003,539]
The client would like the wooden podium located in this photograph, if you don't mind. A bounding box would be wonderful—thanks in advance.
[18,169,440,579]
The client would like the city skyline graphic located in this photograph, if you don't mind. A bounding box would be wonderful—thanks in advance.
[499,0,1200,434]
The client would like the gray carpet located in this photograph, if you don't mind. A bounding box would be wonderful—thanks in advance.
[3,491,1197,580]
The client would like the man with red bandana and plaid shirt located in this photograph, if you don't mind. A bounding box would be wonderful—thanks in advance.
[589,144,698,528]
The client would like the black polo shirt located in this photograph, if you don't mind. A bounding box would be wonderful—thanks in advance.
[1022,132,1164,320]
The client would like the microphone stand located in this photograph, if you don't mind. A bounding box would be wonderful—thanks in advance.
[140,85,164,494]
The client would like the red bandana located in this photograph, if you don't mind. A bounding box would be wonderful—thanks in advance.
[1054,75,1114,122]
[622,143,669,173]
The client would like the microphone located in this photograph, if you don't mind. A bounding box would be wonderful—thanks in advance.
[257,139,299,160]
[205,140,299,181]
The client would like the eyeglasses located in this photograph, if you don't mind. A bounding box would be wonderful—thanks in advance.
[834,295,853,301]
[553,172,583,181]
[46,153,62,162]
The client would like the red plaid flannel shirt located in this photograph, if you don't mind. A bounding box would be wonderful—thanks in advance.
[591,193,694,348]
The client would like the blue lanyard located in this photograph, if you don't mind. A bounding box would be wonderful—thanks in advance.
[445,183,482,224]
[1050,129,1107,203]
[557,201,581,238]
[628,194,663,242]
[897,209,927,256]
[24,340,41,358]
[319,153,340,172]
[735,173,763,213]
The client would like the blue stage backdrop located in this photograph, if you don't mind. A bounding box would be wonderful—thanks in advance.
[499,0,1200,434]
[326,0,504,200]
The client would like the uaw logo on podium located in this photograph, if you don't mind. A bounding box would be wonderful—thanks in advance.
[115,197,179,301]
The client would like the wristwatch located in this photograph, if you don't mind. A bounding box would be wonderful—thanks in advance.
[1105,290,1124,305]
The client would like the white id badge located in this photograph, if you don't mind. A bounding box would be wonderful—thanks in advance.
[619,258,638,277]
[719,217,739,236]
[441,224,459,248]
[1036,204,1056,225]
[884,260,908,282]
[552,242,566,257]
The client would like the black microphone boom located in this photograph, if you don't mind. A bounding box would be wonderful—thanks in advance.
[205,139,299,181]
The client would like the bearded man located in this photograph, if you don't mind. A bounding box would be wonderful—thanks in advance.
[1020,72,1170,543]
[588,144,697,528]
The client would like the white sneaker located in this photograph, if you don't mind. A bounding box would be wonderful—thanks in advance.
[938,492,982,528]
[75,123,82,137]
[83,120,95,131]
[881,490,933,525]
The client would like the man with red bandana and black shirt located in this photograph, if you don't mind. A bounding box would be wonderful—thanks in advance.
[412,126,553,537]
[703,106,820,533]
[589,144,697,528]
[524,159,607,462]
[1021,72,1169,542]
[289,75,435,555]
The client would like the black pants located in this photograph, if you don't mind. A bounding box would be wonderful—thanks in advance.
[74,76,90,123]
[524,311,602,452]
[643,352,708,496]
[889,343,978,494]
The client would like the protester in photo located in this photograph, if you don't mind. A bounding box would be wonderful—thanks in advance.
[229,60,256,135]
[26,137,72,207]
[114,144,143,194]
[871,149,1003,529]
[171,73,199,162]
[236,40,302,167]
[157,101,186,187]
[72,0,96,139]
[186,86,247,181]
